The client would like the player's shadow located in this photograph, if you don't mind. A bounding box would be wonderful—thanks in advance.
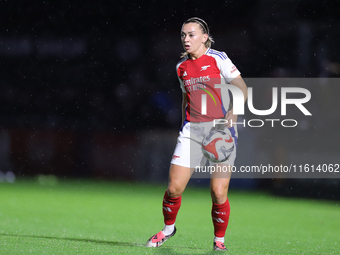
[0,233,141,247]
[150,247,215,255]
[1,233,216,254]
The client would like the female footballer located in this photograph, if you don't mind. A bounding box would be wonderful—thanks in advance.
[146,17,248,251]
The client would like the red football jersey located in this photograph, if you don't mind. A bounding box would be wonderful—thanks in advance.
[176,48,241,122]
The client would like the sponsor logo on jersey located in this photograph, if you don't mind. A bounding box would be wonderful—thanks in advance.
[183,71,187,77]
[200,65,210,71]
[183,75,210,86]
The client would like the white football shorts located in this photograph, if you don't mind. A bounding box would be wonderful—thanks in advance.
[170,120,238,168]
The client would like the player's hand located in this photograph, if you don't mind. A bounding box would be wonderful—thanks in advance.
[224,109,237,128]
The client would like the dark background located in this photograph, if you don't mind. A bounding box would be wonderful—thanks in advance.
[0,0,339,198]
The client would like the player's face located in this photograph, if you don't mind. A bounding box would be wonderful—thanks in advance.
[181,23,208,58]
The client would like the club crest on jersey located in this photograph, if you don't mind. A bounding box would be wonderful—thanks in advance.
[182,71,187,77]
[200,65,210,71]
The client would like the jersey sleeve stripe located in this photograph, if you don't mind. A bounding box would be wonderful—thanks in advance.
[176,56,189,93]
[176,56,188,70]
[207,49,227,60]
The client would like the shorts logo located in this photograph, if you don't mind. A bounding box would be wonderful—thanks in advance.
[173,155,180,160]
[200,65,210,71]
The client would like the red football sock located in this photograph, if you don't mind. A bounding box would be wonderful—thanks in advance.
[163,190,182,225]
[211,198,230,238]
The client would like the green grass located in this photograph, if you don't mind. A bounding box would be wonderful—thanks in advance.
[0,178,339,254]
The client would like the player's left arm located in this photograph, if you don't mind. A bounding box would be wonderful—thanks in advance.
[225,75,248,127]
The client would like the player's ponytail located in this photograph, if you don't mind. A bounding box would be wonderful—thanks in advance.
[181,17,214,58]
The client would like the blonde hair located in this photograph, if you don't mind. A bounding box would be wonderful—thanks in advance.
[181,17,214,58]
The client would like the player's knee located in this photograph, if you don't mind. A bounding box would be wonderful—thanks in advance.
[211,186,228,204]
[167,182,184,198]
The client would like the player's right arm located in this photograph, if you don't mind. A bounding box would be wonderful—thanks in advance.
[181,92,187,124]
[176,58,188,125]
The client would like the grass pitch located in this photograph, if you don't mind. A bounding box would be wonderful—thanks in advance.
[0,178,339,254]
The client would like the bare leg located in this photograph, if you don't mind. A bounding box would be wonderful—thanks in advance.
[210,163,232,203]
[167,164,193,198]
